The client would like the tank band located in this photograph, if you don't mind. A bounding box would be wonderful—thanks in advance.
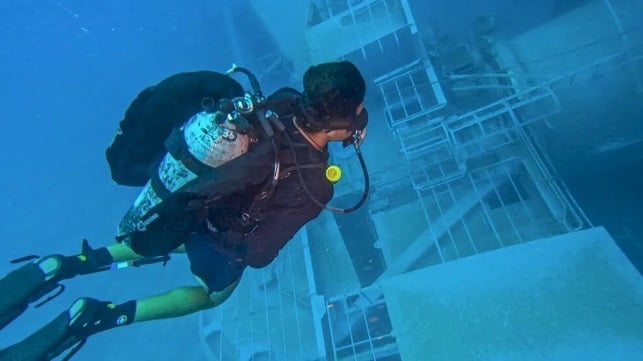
[165,127,213,177]
[150,171,172,200]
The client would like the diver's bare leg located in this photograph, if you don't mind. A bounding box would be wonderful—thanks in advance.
[106,243,142,262]
[134,280,238,322]
[106,243,186,263]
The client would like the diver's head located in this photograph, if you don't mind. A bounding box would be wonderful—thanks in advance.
[299,61,368,136]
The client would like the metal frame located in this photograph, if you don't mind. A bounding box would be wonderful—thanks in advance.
[325,287,400,361]
[306,0,414,63]
[375,59,447,129]
[198,234,322,361]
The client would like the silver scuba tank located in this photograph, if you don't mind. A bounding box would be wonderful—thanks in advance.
[116,110,250,240]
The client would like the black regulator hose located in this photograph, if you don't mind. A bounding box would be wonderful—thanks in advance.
[284,132,370,214]
[226,64,263,100]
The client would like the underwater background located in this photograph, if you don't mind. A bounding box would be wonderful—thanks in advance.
[1,0,642,360]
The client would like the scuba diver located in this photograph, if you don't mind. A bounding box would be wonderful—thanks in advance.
[0,61,369,360]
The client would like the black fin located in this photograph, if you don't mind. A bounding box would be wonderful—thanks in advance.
[0,263,51,330]
[0,312,76,361]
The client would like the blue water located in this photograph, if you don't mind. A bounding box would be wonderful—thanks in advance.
[1,0,641,360]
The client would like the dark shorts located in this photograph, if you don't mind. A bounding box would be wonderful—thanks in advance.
[183,230,247,294]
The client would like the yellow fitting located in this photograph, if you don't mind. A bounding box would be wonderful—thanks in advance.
[325,165,342,182]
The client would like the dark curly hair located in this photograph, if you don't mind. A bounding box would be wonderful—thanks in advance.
[302,61,366,129]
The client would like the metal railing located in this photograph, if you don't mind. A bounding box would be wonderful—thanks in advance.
[375,59,448,129]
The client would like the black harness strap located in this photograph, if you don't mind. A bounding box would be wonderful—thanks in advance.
[165,127,214,177]
[150,126,243,202]
[150,172,173,200]
[238,141,327,230]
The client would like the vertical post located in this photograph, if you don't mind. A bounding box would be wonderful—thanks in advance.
[301,228,328,359]
[602,0,643,97]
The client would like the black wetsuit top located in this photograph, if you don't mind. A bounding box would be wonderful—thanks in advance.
[107,71,333,278]
[203,89,334,268]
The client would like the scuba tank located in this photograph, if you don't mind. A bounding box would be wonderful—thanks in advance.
[116,108,252,241]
